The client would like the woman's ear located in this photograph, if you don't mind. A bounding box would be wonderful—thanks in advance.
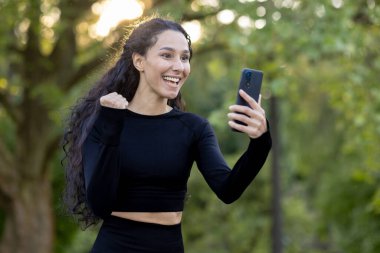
[132,52,144,72]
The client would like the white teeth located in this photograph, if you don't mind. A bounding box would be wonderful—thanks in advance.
[163,76,180,83]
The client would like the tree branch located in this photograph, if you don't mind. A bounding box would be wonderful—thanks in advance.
[352,0,373,26]
[151,0,168,8]
[59,0,98,21]
[194,42,228,55]
[49,0,99,81]
[51,0,106,58]
[182,10,220,22]
[148,0,220,21]
[61,56,104,92]
[0,92,20,123]
[60,32,126,92]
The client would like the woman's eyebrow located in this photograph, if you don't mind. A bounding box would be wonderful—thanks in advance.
[159,47,190,54]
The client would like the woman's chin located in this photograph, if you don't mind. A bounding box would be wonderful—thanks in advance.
[165,92,180,100]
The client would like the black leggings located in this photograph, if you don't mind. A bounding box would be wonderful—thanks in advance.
[90,215,184,253]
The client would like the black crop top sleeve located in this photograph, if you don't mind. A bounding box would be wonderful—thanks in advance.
[195,121,272,204]
[82,106,125,218]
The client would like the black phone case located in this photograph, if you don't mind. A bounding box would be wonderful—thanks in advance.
[236,68,263,105]
[233,68,263,130]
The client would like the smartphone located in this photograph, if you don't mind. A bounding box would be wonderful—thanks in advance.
[233,68,263,129]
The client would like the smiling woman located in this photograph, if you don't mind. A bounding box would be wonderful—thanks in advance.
[63,17,271,253]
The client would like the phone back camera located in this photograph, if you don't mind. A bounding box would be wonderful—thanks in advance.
[245,71,252,86]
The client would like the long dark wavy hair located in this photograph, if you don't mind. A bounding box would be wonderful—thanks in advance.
[62,17,192,228]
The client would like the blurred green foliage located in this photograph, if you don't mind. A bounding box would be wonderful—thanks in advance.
[0,0,379,252]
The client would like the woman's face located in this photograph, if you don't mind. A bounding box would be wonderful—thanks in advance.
[134,30,191,100]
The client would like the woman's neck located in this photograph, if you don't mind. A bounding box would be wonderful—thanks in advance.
[127,95,171,116]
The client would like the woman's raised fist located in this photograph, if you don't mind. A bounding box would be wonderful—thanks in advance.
[99,92,128,109]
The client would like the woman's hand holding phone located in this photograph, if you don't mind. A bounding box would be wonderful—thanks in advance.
[228,89,267,139]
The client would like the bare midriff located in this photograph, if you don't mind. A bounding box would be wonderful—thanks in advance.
[111,211,183,225]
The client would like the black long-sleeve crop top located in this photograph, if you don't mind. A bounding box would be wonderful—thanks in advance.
[82,106,272,218]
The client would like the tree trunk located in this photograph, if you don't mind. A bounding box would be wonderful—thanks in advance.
[0,176,53,253]
[270,96,283,253]
[0,98,55,253]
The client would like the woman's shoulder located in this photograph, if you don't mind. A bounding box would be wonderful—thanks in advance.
[173,109,209,133]
[174,109,207,124]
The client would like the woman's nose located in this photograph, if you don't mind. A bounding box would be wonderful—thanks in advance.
[172,57,184,72]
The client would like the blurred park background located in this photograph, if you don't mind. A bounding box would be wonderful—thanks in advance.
[0,0,379,252]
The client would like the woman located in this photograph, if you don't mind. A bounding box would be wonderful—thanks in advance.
[63,17,271,253]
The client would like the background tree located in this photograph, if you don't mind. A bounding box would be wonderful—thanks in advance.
[0,0,115,252]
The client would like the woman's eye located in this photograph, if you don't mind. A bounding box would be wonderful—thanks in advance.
[181,55,190,61]
[161,53,172,58]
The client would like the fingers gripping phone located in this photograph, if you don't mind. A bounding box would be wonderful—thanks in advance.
[233,68,263,129]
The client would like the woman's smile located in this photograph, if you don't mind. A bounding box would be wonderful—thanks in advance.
[162,75,181,85]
